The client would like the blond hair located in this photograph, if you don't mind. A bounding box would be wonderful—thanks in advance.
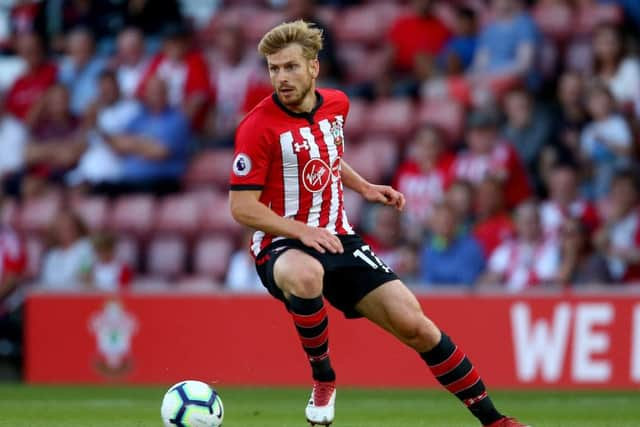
[258,20,323,60]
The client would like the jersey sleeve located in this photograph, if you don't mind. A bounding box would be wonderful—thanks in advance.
[229,119,272,190]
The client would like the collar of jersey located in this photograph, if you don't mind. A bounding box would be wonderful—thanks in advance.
[272,90,324,124]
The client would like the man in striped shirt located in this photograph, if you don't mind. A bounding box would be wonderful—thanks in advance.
[229,20,526,427]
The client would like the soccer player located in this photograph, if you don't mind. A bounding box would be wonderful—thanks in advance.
[229,20,528,427]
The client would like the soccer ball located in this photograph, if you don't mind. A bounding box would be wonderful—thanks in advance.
[161,380,224,427]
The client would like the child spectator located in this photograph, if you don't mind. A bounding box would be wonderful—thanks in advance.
[580,83,633,199]
[90,233,132,292]
[480,201,560,291]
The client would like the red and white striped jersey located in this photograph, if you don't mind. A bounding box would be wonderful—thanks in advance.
[230,89,354,257]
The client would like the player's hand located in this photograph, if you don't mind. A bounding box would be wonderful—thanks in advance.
[362,184,405,211]
[298,225,344,254]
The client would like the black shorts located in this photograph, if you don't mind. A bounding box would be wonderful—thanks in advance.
[255,234,399,318]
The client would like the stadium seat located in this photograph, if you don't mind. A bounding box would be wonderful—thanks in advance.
[242,10,287,43]
[417,99,465,143]
[70,196,109,231]
[109,195,155,235]
[342,189,364,229]
[18,193,62,234]
[358,135,399,177]
[155,193,200,236]
[147,235,188,278]
[333,4,397,46]
[183,149,234,191]
[130,276,172,292]
[576,3,623,35]
[366,98,415,139]
[342,97,368,140]
[193,235,234,281]
[343,144,384,184]
[337,44,387,84]
[176,276,221,293]
[197,190,243,236]
[533,1,573,41]
[115,235,140,269]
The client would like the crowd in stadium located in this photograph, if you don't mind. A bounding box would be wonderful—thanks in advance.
[0,0,636,306]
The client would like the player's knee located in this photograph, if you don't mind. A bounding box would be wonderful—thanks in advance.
[395,314,440,352]
[279,258,324,298]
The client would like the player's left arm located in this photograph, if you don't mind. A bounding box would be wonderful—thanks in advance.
[340,159,405,211]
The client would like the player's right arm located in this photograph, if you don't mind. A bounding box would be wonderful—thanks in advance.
[229,191,342,254]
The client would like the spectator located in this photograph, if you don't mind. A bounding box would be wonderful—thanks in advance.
[362,205,418,280]
[591,23,640,110]
[58,28,107,115]
[545,72,588,171]
[480,201,560,291]
[580,83,633,199]
[379,0,451,96]
[5,33,57,124]
[452,109,531,208]
[445,179,475,234]
[502,87,553,194]
[90,232,132,292]
[207,24,262,147]
[419,201,485,286]
[473,177,514,257]
[392,125,453,238]
[40,211,95,289]
[555,217,611,286]
[539,163,600,239]
[113,27,150,99]
[470,0,541,88]
[67,71,141,187]
[22,84,85,198]
[286,0,342,84]
[93,77,189,196]
[137,23,211,129]
[225,230,266,293]
[0,96,28,184]
[594,170,640,283]
[439,6,478,76]
[0,195,27,371]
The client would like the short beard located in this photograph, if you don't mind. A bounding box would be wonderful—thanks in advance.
[282,80,313,108]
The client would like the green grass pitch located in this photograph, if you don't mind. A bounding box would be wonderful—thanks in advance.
[0,385,637,427]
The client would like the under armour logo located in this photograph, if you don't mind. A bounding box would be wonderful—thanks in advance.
[293,140,310,152]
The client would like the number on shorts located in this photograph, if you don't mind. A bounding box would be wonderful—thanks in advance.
[353,245,391,273]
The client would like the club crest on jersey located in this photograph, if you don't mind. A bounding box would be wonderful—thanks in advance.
[232,153,251,176]
[302,158,331,193]
[331,118,344,145]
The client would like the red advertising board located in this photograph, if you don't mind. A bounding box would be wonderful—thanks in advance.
[25,291,640,388]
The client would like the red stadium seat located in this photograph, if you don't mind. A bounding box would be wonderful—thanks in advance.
[533,1,573,41]
[131,276,172,291]
[19,193,62,234]
[333,4,402,46]
[155,193,200,236]
[176,276,221,292]
[115,235,140,269]
[183,149,234,191]
[343,97,368,140]
[70,196,109,231]
[342,189,364,229]
[147,235,188,278]
[338,44,388,84]
[343,145,384,184]
[358,135,399,177]
[242,10,287,43]
[109,195,155,235]
[417,99,465,143]
[193,235,234,281]
[367,98,415,139]
[197,190,243,236]
[576,3,623,35]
